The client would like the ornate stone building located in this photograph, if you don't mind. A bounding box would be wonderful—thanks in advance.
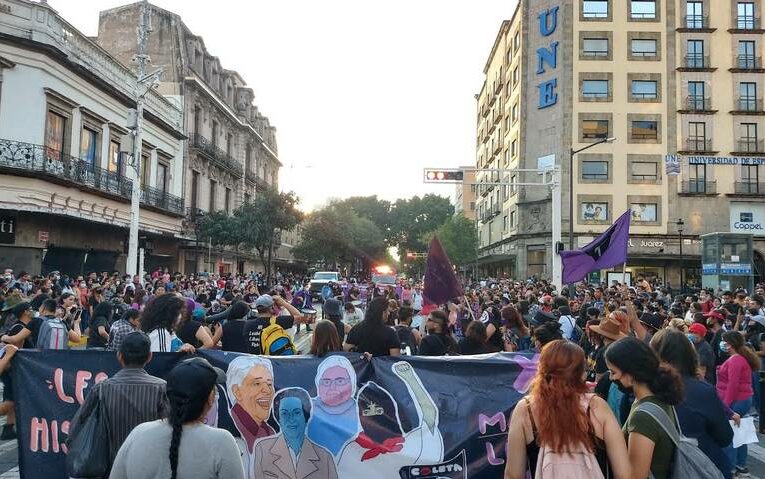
[97,2,284,274]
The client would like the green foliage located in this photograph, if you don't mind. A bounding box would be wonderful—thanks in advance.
[422,214,478,268]
[389,194,454,261]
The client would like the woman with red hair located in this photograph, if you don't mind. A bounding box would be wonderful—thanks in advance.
[504,340,630,479]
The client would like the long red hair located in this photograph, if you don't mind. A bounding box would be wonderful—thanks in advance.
[529,340,593,452]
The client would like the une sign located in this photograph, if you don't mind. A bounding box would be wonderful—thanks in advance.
[536,6,559,109]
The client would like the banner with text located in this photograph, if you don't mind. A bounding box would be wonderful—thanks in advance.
[11,349,536,479]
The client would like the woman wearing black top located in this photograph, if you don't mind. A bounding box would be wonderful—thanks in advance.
[458,321,494,355]
[86,301,113,349]
[343,297,400,357]
[175,304,216,349]
[419,310,459,356]
[220,301,251,353]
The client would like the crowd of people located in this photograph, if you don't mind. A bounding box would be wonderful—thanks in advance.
[0,266,762,478]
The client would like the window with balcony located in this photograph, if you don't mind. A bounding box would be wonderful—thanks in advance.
[157,162,168,194]
[511,139,517,157]
[737,40,758,69]
[582,119,609,139]
[583,38,609,57]
[739,82,758,111]
[631,39,658,57]
[631,161,659,181]
[191,171,199,210]
[108,140,121,175]
[686,39,706,68]
[739,122,760,152]
[80,127,98,167]
[687,81,708,110]
[631,80,658,99]
[140,153,150,187]
[582,160,609,180]
[209,179,217,211]
[741,164,761,193]
[686,1,704,28]
[582,79,609,99]
[687,163,708,193]
[687,121,708,151]
[737,2,755,29]
[631,0,656,19]
[45,110,67,160]
[583,0,609,18]
[631,120,658,140]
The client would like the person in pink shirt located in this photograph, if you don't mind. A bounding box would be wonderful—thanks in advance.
[716,331,761,477]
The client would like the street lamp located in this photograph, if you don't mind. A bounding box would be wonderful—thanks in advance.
[567,137,615,293]
[676,218,685,294]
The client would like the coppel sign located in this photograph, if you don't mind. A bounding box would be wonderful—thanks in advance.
[730,203,765,233]
[536,6,559,109]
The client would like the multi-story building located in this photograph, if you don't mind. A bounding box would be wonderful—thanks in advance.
[0,0,186,275]
[97,2,285,275]
[476,0,765,287]
[454,166,477,220]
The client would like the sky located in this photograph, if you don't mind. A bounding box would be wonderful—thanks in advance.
[54,0,516,211]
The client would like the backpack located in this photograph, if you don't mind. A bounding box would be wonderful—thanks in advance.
[37,317,70,350]
[395,325,417,355]
[530,394,605,479]
[636,402,724,479]
[562,315,583,343]
[261,317,296,356]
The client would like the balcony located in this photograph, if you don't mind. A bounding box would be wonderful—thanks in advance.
[189,134,244,177]
[255,176,272,191]
[681,138,714,153]
[734,182,765,195]
[679,96,714,113]
[680,180,717,195]
[731,55,764,72]
[682,15,711,30]
[680,54,712,71]
[735,139,765,154]
[730,16,763,32]
[0,138,184,215]
[733,97,764,114]
[245,170,258,185]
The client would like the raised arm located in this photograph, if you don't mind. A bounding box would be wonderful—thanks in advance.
[392,361,437,432]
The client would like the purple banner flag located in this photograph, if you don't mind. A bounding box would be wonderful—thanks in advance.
[423,236,464,305]
[560,209,631,283]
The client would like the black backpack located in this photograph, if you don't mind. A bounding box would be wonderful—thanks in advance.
[395,325,418,355]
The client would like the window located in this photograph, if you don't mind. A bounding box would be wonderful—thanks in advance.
[512,66,519,86]
[582,160,609,180]
[581,202,609,221]
[686,1,704,28]
[688,121,707,151]
[631,0,656,19]
[583,38,609,57]
[686,40,705,68]
[245,146,252,172]
[503,215,508,231]
[506,49,513,65]
[108,140,122,174]
[527,245,547,277]
[582,79,609,98]
[631,80,658,99]
[739,82,757,111]
[80,127,98,167]
[225,187,231,213]
[737,2,755,29]
[511,139,517,157]
[740,123,759,152]
[688,163,707,192]
[514,31,521,51]
[193,106,201,137]
[631,161,658,181]
[630,203,657,222]
[45,110,67,160]
[191,171,199,210]
[631,39,657,57]
[157,163,168,194]
[582,119,609,139]
[510,210,516,228]
[738,41,756,69]
[742,164,760,187]
[583,0,609,18]
[140,153,150,186]
[687,81,706,109]
[209,179,217,211]
[510,174,518,195]
[511,103,519,123]
[226,133,233,156]
[632,120,658,140]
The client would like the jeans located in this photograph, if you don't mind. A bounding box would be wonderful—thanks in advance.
[753,371,761,415]
[725,397,753,469]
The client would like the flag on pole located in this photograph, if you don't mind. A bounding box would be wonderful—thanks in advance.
[423,236,464,305]
[560,209,631,284]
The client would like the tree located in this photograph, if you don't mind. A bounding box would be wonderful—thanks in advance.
[389,194,454,261]
[422,214,478,269]
[335,196,392,243]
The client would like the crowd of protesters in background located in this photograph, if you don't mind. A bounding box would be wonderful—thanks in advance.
[0,266,762,477]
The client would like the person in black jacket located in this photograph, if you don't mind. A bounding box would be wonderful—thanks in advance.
[419,310,458,356]
[458,321,494,355]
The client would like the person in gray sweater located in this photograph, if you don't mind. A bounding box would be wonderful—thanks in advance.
[110,358,244,479]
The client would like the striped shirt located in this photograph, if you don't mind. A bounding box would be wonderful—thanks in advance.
[107,319,136,351]
[68,368,168,464]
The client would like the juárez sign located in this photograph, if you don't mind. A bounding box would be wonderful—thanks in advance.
[536,6,559,109]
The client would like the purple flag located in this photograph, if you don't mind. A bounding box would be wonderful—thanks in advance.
[560,209,631,283]
[423,236,464,305]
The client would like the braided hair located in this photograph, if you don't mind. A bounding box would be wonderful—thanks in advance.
[167,387,212,479]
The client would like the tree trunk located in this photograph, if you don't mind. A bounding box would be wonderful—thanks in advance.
[266,237,274,288]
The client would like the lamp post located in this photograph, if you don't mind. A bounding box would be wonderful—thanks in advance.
[676,218,685,295]
[567,136,615,293]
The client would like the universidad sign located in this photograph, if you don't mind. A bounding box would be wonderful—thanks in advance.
[12,349,538,479]
[665,154,765,166]
[536,6,559,109]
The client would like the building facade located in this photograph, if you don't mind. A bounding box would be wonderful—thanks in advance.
[0,0,186,276]
[454,166,477,220]
[97,2,296,275]
[475,0,765,287]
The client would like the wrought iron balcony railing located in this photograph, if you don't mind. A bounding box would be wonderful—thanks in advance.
[734,15,761,30]
[736,97,764,112]
[735,182,765,195]
[681,180,716,194]
[684,138,713,152]
[736,139,765,153]
[683,96,712,111]
[684,15,709,29]
[189,134,244,177]
[0,138,183,215]
[684,54,710,69]
[736,55,762,70]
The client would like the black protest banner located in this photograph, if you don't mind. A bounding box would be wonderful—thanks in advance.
[12,349,538,479]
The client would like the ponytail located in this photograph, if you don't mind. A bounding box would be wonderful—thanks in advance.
[723,330,761,372]
[649,364,685,405]
[739,346,762,373]
[166,388,211,479]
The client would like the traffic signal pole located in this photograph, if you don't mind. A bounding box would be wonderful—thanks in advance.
[424,167,563,292]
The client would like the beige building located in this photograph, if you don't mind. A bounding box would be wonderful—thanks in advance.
[454,166,477,220]
[476,0,765,287]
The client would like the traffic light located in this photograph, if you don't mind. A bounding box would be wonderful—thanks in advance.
[424,169,464,183]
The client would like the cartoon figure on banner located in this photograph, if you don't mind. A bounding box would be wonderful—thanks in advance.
[337,361,444,478]
[226,356,275,472]
[252,387,338,479]
[306,356,360,456]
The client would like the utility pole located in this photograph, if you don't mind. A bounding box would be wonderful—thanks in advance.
[126,0,162,276]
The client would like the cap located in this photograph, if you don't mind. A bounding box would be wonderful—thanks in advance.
[688,323,707,337]
[255,294,274,309]
[323,298,342,317]
[119,331,151,358]
[704,310,726,321]
[166,357,226,400]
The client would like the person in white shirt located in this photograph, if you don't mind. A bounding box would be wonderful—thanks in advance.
[557,305,577,341]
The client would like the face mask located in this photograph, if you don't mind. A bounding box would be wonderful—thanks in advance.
[687,334,697,344]
[613,378,633,395]
[719,342,730,354]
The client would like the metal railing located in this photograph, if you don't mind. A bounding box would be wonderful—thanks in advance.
[737,97,764,112]
[737,139,765,153]
[736,55,762,69]
[734,15,760,30]
[583,49,609,57]
[681,180,716,194]
[735,182,765,195]
[0,138,183,215]
[684,54,709,69]
[684,96,712,111]
[583,91,609,99]
[685,15,709,29]
[684,138,712,152]
[189,134,244,177]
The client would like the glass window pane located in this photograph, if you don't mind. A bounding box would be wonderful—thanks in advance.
[632,161,658,178]
[631,1,656,18]
[631,203,657,222]
[583,0,609,18]
[45,111,66,157]
[632,120,658,139]
[581,202,609,221]
[584,38,609,55]
[582,120,609,139]
[582,80,609,97]
[108,141,121,173]
[631,39,657,55]
[80,128,97,166]
[582,161,608,178]
[632,80,658,98]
